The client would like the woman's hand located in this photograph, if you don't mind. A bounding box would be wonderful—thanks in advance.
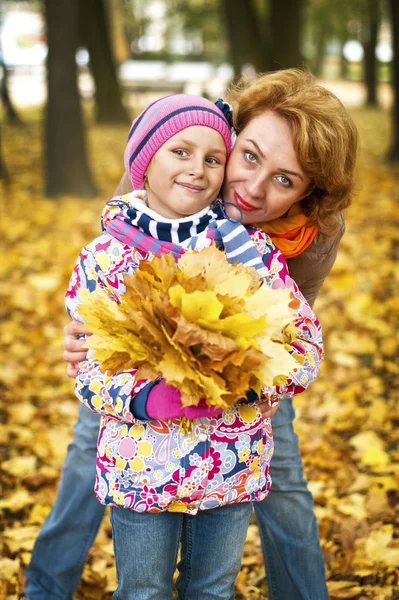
[259,401,280,419]
[63,320,91,378]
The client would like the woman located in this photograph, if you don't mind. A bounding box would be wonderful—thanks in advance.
[26,69,357,600]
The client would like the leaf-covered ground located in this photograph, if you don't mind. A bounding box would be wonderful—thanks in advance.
[0,106,398,600]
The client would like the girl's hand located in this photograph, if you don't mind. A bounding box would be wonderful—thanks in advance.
[146,379,223,421]
[63,320,91,378]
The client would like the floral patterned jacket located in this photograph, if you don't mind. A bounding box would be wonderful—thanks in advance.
[65,210,323,515]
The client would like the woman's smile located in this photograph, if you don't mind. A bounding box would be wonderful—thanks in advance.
[234,191,257,212]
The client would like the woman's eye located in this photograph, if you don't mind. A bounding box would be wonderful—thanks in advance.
[244,151,257,163]
[206,157,220,165]
[277,175,292,187]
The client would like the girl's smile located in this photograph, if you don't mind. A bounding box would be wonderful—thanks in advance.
[176,182,206,193]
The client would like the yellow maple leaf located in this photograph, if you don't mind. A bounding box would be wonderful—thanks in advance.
[171,287,225,322]
[349,431,389,467]
[366,525,399,566]
[253,339,297,387]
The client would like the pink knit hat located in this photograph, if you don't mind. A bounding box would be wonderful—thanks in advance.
[124,94,232,190]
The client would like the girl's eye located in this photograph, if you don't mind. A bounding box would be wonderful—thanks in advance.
[244,151,257,164]
[173,149,189,157]
[276,175,293,187]
[206,157,221,165]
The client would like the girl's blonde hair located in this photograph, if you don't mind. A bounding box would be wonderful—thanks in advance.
[227,69,358,235]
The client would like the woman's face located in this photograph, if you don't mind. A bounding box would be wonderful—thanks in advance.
[222,111,311,224]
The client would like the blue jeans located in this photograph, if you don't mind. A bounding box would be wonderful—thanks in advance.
[25,400,328,600]
[254,398,328,600]
[25,404,105,600]
[110,502,252,600]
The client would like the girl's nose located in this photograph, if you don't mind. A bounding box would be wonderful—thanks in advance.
[188,158,205,177]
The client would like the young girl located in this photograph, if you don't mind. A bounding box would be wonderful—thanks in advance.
[66,94,323,600]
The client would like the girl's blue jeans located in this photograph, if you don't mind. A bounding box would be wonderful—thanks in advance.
[25,399,328,600]
[111,502,252,600]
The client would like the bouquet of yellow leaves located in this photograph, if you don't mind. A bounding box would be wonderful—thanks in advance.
[78,244,298,410]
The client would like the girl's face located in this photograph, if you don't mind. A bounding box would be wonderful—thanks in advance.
[145,126,226,219]
[222,111,311,224]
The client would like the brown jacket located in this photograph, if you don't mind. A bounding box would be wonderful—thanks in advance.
[286,215,344,308]
[114,172,343,309]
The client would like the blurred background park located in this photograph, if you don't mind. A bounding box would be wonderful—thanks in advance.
[0,1,398,599]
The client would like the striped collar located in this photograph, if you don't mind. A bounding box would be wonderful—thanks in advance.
[102,191,223,244]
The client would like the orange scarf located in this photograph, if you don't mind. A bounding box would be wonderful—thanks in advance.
[255,204,317,259]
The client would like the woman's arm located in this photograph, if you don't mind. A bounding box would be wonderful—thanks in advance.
[286,219,344,308]
[257,234,324,404]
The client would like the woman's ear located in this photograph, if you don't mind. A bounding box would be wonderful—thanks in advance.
[299,182,316,202]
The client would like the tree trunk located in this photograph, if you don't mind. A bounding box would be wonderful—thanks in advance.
[221,0,269,78]
[0,62,22,124]
[270,0,303,69]
[339,35,350,80]
[363,0,380,107]
[313,23,328,78]
[80,0,129,124]
[0,125,9,183]
[107,0,130,64]
[44,0,97,197]
[388,0,399,161]
[0,35,22,124]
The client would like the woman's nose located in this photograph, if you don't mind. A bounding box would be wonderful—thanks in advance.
[247,173,266,199]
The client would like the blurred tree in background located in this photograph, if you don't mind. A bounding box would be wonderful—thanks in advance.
[0,54,22,123]
[79,0,129,123]
[0,126,8,182]
[387,0,399,160]
[269,0,303,68]
[44,0,129,195]
[362,0,381,106]
[44,0,97,197]
[0,3,22,123]
[221,0,269,75]
[173,0,303,76]
[166,0,227,63]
